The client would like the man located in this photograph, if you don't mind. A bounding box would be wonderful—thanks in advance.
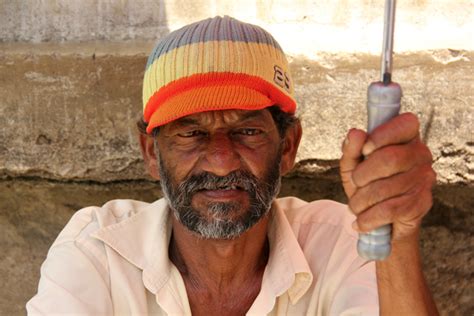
[27,16,438,315]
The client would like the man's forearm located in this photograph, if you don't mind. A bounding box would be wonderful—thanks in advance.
[376,233,439,316]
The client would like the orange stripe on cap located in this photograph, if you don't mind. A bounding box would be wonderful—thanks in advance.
[144,72,296,133]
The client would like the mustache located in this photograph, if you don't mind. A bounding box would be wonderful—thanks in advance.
[176,170,260,195]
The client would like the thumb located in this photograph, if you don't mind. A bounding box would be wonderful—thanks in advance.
[340,128,367,198]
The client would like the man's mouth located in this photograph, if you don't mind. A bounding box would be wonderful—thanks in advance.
[197,183,245,191]
[196,184,247,199]
[216,184,244,191]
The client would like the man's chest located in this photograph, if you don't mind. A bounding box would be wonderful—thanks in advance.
[183,280,262,316]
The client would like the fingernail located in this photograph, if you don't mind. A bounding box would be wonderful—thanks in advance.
[341,135,350,152]
[344,129,356,147]
[344,136,350,147]
[362,141,375,156]
[352,220,360,232]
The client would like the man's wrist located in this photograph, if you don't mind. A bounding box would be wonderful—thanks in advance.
[374,228,439,316]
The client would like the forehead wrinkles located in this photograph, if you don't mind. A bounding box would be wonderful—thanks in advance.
[209,110,241,125]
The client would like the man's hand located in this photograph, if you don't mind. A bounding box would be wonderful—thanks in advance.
[340,112,440,315]
[340,112,436,241]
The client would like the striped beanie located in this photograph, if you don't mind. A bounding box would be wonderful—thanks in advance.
[142,16,296,134]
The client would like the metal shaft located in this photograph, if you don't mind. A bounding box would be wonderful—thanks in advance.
[381,0,397,84]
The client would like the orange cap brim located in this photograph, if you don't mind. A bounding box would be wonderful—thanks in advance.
[147,85,273,133]
[144,72,296,134]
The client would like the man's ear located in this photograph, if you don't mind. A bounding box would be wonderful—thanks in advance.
[139,133,161,180]
[280,120,302,176]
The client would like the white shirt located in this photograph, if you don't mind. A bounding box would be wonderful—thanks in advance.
[27,197,378,315]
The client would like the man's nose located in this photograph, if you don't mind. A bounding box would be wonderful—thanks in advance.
[201,133,241,176]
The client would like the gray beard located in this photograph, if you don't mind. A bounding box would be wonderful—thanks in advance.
[157,151,282,240]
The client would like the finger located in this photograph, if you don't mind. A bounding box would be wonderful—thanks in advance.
[341,128,367,163]
[340,128,367,197]
[348,165,429,215]
[352,140,432,187]
[362,112,420,156]
[353,176,435,239]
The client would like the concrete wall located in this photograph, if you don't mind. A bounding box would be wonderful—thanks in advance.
[1,0,472,184]
[0,0,472,314]
[2,0,472,53]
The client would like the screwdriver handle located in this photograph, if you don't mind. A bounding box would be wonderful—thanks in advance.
[357,81,402,260]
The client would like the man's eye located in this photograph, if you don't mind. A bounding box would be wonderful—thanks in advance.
[237,129,262,136]
[178,130,206,137]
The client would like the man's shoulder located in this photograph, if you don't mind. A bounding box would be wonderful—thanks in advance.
[51,199,160,248]
[276,196,353,223]
[275,196,356,238]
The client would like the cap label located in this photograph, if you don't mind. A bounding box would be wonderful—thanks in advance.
[273,65,291,92]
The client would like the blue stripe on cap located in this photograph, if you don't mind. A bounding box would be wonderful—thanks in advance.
[145,16,283,70]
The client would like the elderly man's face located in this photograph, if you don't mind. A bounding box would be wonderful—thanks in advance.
[152,109,289,239]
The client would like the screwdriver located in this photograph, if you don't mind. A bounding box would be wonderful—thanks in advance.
[357,0,402,261]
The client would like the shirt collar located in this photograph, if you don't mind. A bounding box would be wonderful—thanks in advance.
[92,198,313,309]
[92,198,174,293]
[248,200,313,314]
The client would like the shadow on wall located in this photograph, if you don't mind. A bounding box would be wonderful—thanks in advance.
[1,178,472,315]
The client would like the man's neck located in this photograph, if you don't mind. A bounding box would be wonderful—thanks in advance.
[168,216,270,314]
[169,215,270,289]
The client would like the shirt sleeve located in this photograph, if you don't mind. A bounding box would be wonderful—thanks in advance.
[26,209,113,316]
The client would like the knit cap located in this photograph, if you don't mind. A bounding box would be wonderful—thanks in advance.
[142,16,296,134]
